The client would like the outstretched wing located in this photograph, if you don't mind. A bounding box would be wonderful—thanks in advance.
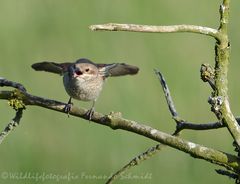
[98,63,139,77]
[31,62,72,75]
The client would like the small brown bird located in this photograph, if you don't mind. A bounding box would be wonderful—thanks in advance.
[32,58,139,119]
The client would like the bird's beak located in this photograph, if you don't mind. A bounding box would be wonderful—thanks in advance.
[68,65,83,79]
[72,68,83,78]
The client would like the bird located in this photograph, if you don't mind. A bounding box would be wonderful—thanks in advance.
[31,58,139,120]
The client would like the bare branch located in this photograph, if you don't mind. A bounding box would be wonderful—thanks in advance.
[89,23,220,40]
[209,0,240,148]
[0,77,26,92]
[154,69,226,134]
[154,69,178,118]
[0,78,25,144]
[215,169,238,180]
[0,88,239,172]
[0,109,23,144]
[106,144,163,184]
[200,63,216,90]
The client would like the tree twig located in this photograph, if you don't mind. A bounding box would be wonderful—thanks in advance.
[0,78,26,144]
[0,109,23,144]
[0,77,26,92]
[106,144,163,184]
[215,169,238,180]
[200,63,216,90]
[89,23,220,41]
[154,69,178,118]
[154,69,226,135]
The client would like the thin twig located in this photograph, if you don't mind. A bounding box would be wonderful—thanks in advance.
[154,70,226,135]
[215,169,238,180]
[0,77,26,92]
[154,69,178,118]
[175,121,224,131]
[106,144,163,184]
[0,78,26,144]
[0,109,23,144]
[89,23,220,41]
[200,63,216,90]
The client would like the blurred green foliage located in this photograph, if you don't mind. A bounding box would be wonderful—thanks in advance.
[0,0,239,183]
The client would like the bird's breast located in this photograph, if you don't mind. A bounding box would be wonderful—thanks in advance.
[63,74,104,101]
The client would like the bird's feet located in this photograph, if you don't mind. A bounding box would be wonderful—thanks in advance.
[64,97,73,117]
[64,102,73,117]
[85,107,94,121]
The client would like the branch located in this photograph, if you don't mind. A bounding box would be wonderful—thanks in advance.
[208,0,240,148]
[215,169,238,180]
[154,69,228,134]
[0,77,26,92]
[106,144,164,184]
[0,78,25,144]
[200,63,216,90]
[0,86,240,172]
[154,69,178,118]
[89,23,220,40]
[0,109,23,144]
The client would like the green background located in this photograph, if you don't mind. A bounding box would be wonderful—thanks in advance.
[0,0,240,183]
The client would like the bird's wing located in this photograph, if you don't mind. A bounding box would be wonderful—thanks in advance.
[31,62,72,75]
[98,63,139,77]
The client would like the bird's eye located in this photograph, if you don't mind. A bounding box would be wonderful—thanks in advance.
[85,68,89,72]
